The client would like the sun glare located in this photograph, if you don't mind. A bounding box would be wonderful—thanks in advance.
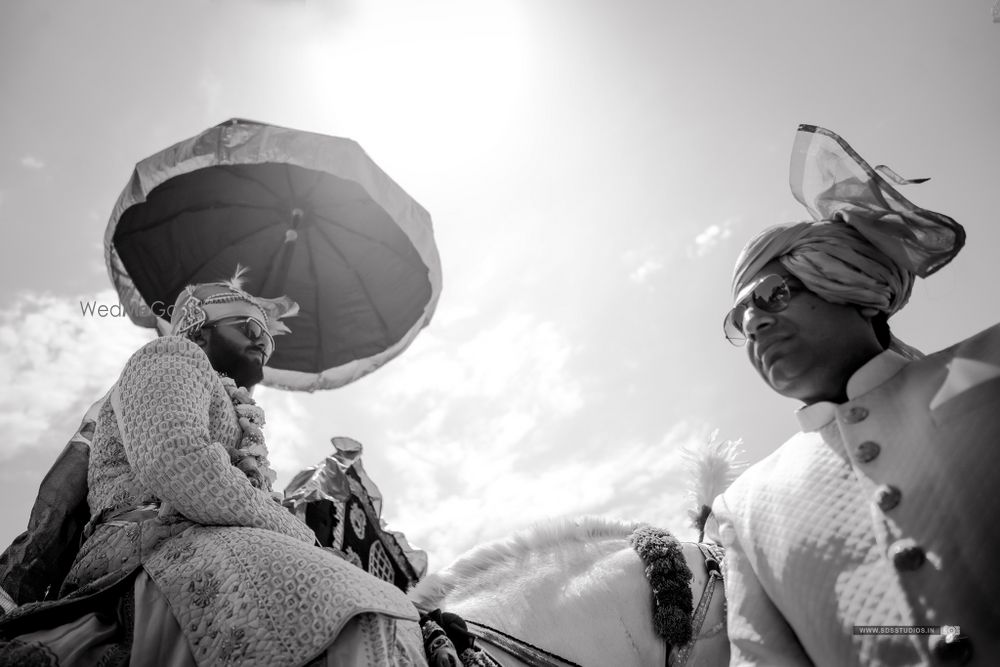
[289,1,534,157]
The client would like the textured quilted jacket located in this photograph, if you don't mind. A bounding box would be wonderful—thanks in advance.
[714,323,1000,666]
[61,336,419,666]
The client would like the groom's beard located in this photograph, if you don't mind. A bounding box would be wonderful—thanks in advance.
[207,337,264,388]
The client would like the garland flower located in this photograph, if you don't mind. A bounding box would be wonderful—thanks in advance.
[219,375,279,494]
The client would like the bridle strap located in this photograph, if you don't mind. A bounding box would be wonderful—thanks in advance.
[466,619,583,667]
[669,543,726,667]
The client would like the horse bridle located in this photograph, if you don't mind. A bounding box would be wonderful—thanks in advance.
[670,543,725,667]
[465,619,583,667]
[465,542,725,667]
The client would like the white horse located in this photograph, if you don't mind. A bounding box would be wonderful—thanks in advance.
[409,516,729,667]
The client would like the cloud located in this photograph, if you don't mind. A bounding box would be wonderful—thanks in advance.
[622,246,667,285]
[20,155,45,170]
[344,311,706,568]
[0,290,153,460]
[253,386,311,480]
[688,217,738,258]
[372,312,583,412]
[390,420,705,569]
[629,258,665,284]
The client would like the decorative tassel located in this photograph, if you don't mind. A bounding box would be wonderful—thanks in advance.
[629,525,693,646]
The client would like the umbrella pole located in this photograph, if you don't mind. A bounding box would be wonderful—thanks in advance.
[260,208,303,298]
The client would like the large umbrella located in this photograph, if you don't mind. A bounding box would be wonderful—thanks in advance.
[104,118,442,391]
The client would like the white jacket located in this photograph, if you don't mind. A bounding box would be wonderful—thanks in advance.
[715,323,1000,666]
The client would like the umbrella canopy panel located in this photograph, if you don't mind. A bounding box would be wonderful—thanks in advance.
[113,163,433,376]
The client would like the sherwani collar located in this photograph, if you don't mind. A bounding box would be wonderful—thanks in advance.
[795,349,910,432]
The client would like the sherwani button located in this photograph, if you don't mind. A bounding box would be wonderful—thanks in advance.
[844,406,869,423]
[875,484,901,511]
[889,540,925,571]
[930,633,972,664]
[856,441,881,463]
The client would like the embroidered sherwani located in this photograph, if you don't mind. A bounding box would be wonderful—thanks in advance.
[6,337,421,666]
[714,323,1000,666]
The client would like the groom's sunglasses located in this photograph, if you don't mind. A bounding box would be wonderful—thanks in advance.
[723,274,797,346]
[204,316,274,358]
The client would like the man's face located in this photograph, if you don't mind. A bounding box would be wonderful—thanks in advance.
[201,317,270,388]
[736,260,883,404]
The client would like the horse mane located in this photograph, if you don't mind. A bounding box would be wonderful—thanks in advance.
[411,516,647,609]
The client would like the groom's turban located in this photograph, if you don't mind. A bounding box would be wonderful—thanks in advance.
[732,125,965,320]
[169,265,298,339]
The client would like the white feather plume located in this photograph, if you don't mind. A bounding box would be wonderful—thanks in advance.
[221,264,299,335]
[223,263,251,291]
[681,430,747,536]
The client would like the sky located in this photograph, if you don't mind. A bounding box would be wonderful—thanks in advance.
[1,0,998,571]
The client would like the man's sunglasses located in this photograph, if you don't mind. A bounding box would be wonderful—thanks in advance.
[204,316,274,358]
[723,274,797,346]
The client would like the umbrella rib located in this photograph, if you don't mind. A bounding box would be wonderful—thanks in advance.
[113,201,282,244]
[314,222,393,344]
[133,220,281,303]
[196,222,288,281]
[311,210,427,273]
[228,166,289,203]
[116,164,295,245]
[286,165,327,203]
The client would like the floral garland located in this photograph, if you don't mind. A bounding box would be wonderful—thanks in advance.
[218,375,278,493]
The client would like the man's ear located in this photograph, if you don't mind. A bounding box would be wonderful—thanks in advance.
[858,306,880,321]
